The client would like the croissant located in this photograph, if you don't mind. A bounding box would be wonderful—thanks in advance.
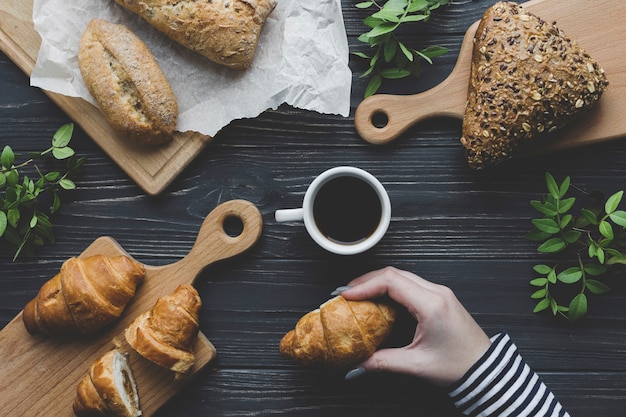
[280,296,396,367]
[22,255,145,336]
[124,284,201,374]
[73,349,141,417]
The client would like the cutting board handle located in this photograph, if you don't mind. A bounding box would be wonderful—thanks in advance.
[354,74,468,145]
[154,199,263,281]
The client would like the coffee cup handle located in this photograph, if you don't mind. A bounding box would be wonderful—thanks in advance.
[275,208,304,222]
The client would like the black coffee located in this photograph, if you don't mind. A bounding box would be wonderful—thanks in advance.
[313,176,382,244]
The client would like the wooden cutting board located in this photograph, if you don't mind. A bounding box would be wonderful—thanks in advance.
[0,0,212,196]
[354,0,626,153]
[0,199,263,417]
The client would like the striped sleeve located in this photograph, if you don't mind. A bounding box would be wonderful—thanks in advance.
[447,332,570,417]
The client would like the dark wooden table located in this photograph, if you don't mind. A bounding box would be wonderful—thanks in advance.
[1,1,625,416]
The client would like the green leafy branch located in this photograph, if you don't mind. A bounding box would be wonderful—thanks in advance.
[527,173,626,322]
[354,0,450,97]
[0,123,86,260]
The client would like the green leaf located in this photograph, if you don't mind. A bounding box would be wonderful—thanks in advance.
[531,218,560,234]
[355,1,374,8]
[550,298,558,316]
[365,74,382,98]
[583,263,607,276]
[538,237,566,253]
[52,146,75,160]
[609,210,626,227]
[1,145,14,169]
[398,41,413,61]
[568,293,588,321]
[365,22,399,38]
[52,123,74,148]
[557,267,583,284]
[380,68,412,79]
[526,227,552,241]
[560,214,573,228]
[586,279,610,295]
[604,190,623,215]
[0,211,6,237]
[530,200,557,216]
[372,10,402,22]
[581,208,599,225]
[402,14,429,22]
[419,45,448,58]
[29,214,38,228]
[558,197,576,214]
[558,176,571,198]
[547,268,557,284]
[6,169,18,186]
[563,229,582,244]
[531,289,547,299]
[545,172,559,199]
[408,0,429,12]
[533,298,551,313]
[530,277,548,286]
[7,208,20,228]
[58,178,76,190]
[533,264,553,274]
[352,51,370,59]
[599,220,614,240]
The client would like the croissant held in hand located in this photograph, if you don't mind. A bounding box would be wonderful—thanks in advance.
[124,284,203,374]
[22,255,145,336]
[73,349,141,417]
[280,296,396,367]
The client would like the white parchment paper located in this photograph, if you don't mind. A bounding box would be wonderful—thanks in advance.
[31,0,352,137]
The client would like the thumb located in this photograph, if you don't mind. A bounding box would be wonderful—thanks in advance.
[345,347,418,380]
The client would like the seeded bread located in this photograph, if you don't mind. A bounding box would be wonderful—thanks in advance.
[78,18,178,145]
[460,1,609,170]
[115,0,278,70]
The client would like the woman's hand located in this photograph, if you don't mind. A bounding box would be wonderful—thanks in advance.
[338,266,491,387]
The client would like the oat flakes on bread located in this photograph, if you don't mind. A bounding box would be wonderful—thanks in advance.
[461,1,609,170]
[114,0,278,70]
[78,18,178,145]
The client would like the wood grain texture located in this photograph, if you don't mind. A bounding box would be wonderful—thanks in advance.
[355,0,626,149]
[0,0,213,196]
[0,200,262,417]
[1,0,626,416]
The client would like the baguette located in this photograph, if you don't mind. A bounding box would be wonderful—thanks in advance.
[78,18,178,145]
[115,0,277,70]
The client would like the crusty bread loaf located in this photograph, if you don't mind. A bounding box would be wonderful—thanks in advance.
[114,0,277,70]
[78,18,178,145]
[460,1,609,169]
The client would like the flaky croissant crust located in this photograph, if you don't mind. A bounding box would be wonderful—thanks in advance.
[124,284,201,374]
[280,296,396,367]
[22,255,145,336]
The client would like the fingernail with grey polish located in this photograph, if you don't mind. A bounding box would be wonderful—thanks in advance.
[344,367,367,381]
[331,286,352,296]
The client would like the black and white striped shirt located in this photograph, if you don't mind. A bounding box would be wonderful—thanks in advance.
[448,332,570,417]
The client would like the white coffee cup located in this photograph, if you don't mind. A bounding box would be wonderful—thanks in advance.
[275,166,391,255]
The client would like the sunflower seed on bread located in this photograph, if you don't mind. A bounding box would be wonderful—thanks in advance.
[460,1,609,170]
